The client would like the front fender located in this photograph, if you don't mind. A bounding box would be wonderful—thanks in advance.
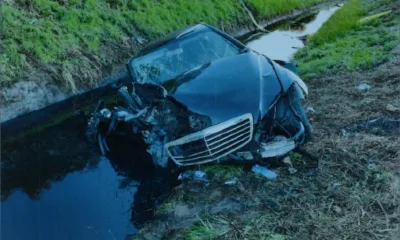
[272,60,308,98]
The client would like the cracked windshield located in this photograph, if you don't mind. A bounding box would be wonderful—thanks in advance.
[131,30,240,83]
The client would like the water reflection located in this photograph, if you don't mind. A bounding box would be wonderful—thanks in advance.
[1,116,174,240]
[1,117,97,201]
[245,6,340,61]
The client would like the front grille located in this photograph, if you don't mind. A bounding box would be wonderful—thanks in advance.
[165,113,253,166]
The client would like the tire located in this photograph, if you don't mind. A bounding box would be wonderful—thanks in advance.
[288,84,312,141]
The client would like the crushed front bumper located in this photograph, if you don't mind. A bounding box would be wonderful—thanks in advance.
[164,114,254,166]
[164,113,305,166]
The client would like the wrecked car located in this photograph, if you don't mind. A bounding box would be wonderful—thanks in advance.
[85,23,311,168]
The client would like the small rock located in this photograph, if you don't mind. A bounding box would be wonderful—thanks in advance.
[386,104,400,112]
[357,83,371,90]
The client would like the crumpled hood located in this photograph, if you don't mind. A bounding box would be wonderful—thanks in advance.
[164,52,282,124]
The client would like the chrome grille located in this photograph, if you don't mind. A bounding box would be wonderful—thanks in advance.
[165,113,253,166]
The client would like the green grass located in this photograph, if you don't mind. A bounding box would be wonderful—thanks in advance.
[245,0,325,19]
[310,0,364,44]
[183,220,226,240]
[200,164,243,181]
[295,0,399,78]
[0,0,244,88]
[1,0,329,89]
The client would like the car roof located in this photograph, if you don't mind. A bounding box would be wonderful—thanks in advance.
[136,23,210,57]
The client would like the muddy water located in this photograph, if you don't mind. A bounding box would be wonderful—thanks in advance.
[245,5,340,61]
[1,6,339,240]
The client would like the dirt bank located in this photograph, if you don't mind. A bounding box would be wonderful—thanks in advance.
[0,0,332,123]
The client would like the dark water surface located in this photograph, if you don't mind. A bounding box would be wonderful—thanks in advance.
[1,117,175,240]
[1,5,339,240]
[2,159,137,240]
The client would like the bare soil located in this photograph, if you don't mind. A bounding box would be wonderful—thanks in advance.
[132,58,400,240]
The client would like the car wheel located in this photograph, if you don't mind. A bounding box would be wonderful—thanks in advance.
[288,84,312,141]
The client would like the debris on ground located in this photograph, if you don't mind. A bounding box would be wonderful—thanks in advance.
[359,10,392,25]
[178,170,209,182]
[251,164,278,179]
[357,83,372,90]
[224,177,238,185]
[282,156,298,174]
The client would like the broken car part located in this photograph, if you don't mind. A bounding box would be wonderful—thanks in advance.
[165,114,253,166]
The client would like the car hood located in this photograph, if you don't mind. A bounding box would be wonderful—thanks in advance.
[163,52,282,125]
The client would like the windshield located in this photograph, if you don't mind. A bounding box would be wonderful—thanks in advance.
[131,29,240,83]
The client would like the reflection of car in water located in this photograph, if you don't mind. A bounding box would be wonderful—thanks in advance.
[86,23,312,167]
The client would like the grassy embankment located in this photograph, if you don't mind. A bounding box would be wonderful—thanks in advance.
[0,0,325,91]
[295,0,399,78]
[133,0,400,239]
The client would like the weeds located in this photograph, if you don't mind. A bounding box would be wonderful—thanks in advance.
[200,164,243,181]
[183,219,227,240]
[245,0,325,19]
[310,0,364,45]
[295,0,399,78]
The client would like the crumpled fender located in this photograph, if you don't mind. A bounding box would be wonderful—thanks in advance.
[271,60,308,99]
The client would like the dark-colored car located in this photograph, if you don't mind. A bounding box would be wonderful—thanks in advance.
[87,23,311,167]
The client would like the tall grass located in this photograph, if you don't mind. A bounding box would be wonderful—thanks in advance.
[310,0,364,44]
[245,0,325,18]
[294,0,398,78]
